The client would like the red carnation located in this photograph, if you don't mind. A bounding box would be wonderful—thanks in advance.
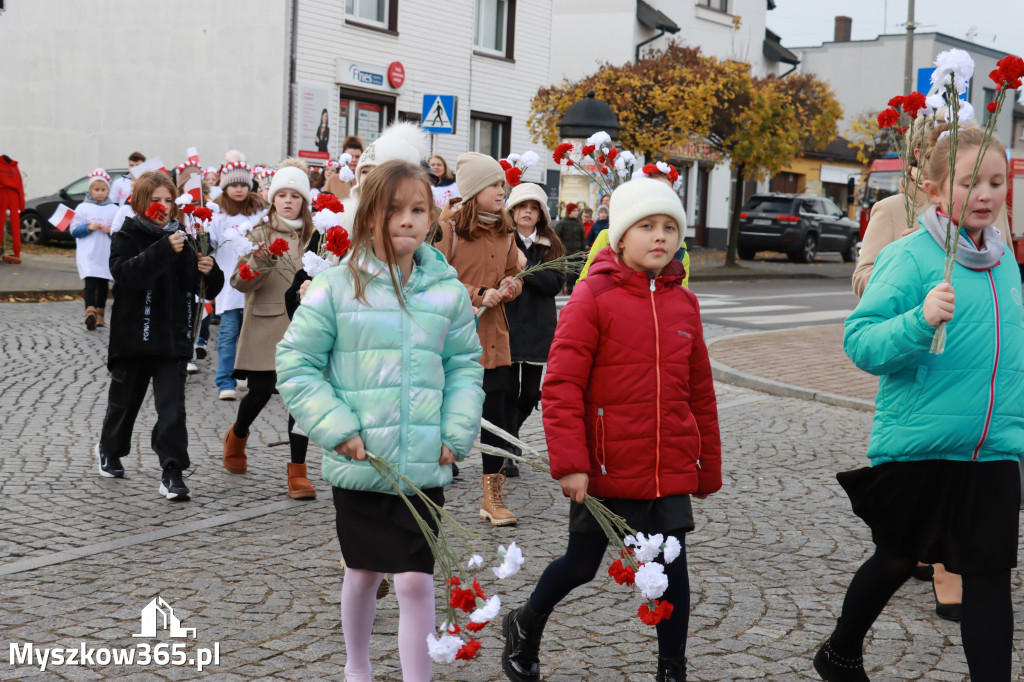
[553,142,574,164]
[472,578,486,600]
[446,622,461,635]
[988,101,998,114]
[313,193,344,213]
[887,95,905,108]
[996,55,1024,89]
[238,263,259,281]
[145,202,167,221]
[449,586,477,613]
[608,559,636,586]
[581,144,596,156]
[499,159,513,171]
[446,576,461,587]
[324,226,351,259]
[465,621,488,633]
[902,92,927,119]
[180,204,196,214]
[505,167,523,186]
[990,68,1006,88]
[193,206,213,222]
[877,107,900,129]
[607,147,619,161]
[642,163,660,176]
[638,599,674,626]
[455,639,482,661]
[268,238,290,257]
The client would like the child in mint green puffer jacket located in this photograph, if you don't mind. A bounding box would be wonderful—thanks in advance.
[815,126,1024,682]
[276,160,483,682]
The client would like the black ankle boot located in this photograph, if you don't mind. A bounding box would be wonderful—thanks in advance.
[656,656,687,681]
[501,601,551,682]
[813,639,869,681]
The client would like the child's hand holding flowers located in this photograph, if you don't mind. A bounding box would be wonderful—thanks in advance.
[923,283,955,327]
[559,472,588,503]
[197,255,215,275]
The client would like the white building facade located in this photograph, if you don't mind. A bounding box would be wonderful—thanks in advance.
[0,0,552,201]
[550,0,794,247]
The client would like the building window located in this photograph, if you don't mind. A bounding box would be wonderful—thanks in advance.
[345,0,397,32]
[983,87,997,125]
[474,0,516,59]
[470,111,511,160]
[698,0,728,11]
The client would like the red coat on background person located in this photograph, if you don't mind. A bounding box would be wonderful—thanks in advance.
[0,155,25,261]
[541,247,721,500]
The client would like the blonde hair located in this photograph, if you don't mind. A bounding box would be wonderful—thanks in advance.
[925,124,1007,189]
[347,160,435,310]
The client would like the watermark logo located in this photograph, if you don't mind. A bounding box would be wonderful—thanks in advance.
[9,597,219,672]
[134,597,196,638]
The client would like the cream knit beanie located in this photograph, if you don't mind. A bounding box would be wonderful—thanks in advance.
[607,178,687,253]
[455,152,504,202]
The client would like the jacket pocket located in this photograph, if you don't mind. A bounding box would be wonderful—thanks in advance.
[252,302,286,317]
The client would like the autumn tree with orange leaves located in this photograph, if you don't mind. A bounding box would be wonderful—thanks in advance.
[530,42,842,266]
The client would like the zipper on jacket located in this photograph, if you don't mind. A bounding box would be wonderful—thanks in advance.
[597,408,607,474]
[649,277,662,497]
[972,271,1000,460]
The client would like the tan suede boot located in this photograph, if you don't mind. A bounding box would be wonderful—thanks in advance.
[286,462,316,499]
[480,473,517,526]
[85,306,97,330]
[95,307,106,327]
[223,425,248,474]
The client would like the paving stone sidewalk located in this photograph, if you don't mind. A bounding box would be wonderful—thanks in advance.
[1,303,1022,681]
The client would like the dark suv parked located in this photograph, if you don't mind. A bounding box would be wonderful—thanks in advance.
[19,169,130,245]
[737,193,859,264]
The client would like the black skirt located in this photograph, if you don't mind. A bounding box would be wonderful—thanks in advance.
[837,459,1020,576]
[332,486,444,574]
[232,369,278,394]
[569,494,695,536]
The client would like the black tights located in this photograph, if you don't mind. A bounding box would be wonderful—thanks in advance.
[505,362,544,437]
[234,390,308,464]
[529,530,691,659]
[83,277,108,309]
[831,548,1012,680]
[480,367,515,475]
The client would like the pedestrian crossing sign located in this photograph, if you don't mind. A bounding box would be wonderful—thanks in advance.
[422,95,457,134]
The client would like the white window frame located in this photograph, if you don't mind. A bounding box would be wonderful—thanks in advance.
[474,0,508,56]
[346,0,388,28]
[698,0,728,12]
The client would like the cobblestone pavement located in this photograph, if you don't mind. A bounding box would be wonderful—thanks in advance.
[708,325,879,404]
[1,303,1022,681]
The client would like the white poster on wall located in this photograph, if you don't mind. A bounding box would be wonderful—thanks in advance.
[296,83,335,162]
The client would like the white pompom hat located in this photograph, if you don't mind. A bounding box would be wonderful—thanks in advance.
[607,178,687,253]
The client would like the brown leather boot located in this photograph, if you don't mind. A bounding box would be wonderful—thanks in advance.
[480,473,517,526]
[287,462,316,499]
[85,306,97,330]
[95,308,106,327]
[223,425,248,474]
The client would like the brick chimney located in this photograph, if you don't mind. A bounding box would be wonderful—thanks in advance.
[834,16,852,42]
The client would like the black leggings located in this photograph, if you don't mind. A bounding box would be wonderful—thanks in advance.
[83,277,108,309]
[529,530,691,659]
[830,548,1013,680]
[480,367,515,475]
[234,390,308,465]
[505,362,544,437]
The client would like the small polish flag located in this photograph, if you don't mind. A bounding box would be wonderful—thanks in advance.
[204,301,214,317]
[186,147,199,165]
[49,204,75,231]
[184,174,203,202]
[130,157,167,178]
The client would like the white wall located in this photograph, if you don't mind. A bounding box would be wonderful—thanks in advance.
[0,0,289,198]
[294,0,553,184]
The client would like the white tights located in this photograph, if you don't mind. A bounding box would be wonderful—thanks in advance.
[341,568,435,682]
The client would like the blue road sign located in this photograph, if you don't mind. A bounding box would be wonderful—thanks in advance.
[422,95,456,134]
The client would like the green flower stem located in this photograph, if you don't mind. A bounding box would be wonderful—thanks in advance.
[475,251,589,317]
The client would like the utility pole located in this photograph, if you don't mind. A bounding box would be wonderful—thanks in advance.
[903,0,916,94]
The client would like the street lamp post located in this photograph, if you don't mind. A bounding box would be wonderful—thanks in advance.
[556,90,621,141]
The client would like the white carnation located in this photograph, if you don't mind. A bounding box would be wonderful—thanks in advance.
[662,536,681,564]
[337,166,355,182]
[426,633,463,664]
[505,153,521,164]
[313,210,339,233]
[301,251,333,277]
[174,194,191,207]
[634,562,668,600]
[467,554,484,568]
[630,532,665,563]
[586,131,612,148]
[519,150,540,167]
[618,150,637,166]
[957,100,976,124]
[492,542,524,579]
[338,152,353,166]
[932,48,975,95]
[469,595,501,623]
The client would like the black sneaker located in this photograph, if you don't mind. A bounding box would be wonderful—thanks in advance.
[503,459,521,478]
[159,465,191,501]
[96,444,124,478]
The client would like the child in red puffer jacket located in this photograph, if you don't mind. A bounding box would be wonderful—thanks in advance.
[501,178,721,682]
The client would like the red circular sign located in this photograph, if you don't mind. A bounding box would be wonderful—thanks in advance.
[388,62,405,89]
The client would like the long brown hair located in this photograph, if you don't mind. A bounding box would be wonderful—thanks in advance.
[130,171,181,224]
[450,192,514,241]
[264,201,315,248]
[512,199,564,261]
[214,187,264,217]
[347,160,435,309]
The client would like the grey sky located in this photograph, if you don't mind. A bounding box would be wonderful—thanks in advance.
[766,0,1022,56]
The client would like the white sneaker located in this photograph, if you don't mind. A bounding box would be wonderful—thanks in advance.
[186,362,199,375]
[235,378,248,392]
[218,389,237,400]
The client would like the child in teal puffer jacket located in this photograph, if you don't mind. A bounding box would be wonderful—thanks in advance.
[276,160,484,682]
[814,127,1024,682]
